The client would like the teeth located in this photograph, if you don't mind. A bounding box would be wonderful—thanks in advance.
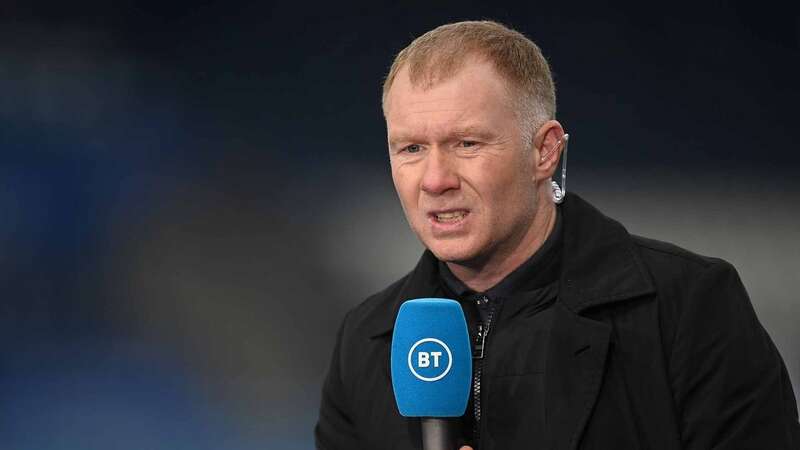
[434,211,467,222]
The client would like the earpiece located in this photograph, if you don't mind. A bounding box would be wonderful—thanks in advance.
[541,133,569,204]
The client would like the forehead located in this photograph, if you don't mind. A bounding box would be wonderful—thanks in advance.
[384,58,517,134]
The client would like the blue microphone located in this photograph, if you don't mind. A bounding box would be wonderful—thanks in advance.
[391,298,472,450]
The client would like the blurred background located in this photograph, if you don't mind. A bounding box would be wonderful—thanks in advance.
[1,1,798,448]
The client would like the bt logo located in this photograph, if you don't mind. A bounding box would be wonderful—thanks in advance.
[407,338,452,382]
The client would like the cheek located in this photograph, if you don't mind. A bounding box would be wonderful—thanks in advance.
[476,169,533,223]
[392,169,420,211]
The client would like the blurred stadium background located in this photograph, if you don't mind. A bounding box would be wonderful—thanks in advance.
[1,2,798,449]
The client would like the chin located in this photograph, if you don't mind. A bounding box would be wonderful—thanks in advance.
[425,240,478,265]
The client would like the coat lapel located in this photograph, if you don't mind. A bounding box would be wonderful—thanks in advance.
[542,193,654,450]
[544,302,612,450]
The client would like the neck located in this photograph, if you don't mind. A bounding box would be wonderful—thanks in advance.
[446,198,557,293]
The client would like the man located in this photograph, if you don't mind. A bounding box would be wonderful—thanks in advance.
[315,20,799,450]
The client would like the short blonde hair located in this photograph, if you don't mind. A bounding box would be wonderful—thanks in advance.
[382,20,556,134]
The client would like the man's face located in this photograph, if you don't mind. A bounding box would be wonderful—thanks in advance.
[385,57,540,267]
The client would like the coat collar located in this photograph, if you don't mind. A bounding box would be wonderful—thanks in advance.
[365,192,655,338]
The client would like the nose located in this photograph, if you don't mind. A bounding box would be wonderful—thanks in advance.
[420,146,460,195]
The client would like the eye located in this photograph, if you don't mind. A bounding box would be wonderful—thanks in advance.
[460,140,479,149]
[404,144,421,153]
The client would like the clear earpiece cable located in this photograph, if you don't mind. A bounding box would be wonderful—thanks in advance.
[551,133,569,204]
[559,133,569,197]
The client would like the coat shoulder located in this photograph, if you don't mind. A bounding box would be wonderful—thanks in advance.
[630,233,740,306]
[631,234,726,271]
[630,234,740,291]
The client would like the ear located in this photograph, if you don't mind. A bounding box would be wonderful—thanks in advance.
[532,120,566,181]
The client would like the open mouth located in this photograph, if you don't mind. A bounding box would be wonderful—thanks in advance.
[429,210,469,224]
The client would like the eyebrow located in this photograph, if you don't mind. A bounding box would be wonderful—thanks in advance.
[450,125,495,140]
[388,125,496,146]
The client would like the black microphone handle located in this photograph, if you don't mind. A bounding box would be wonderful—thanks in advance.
[421,417,457,450]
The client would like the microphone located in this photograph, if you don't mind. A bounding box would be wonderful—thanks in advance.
[391,298,472,450]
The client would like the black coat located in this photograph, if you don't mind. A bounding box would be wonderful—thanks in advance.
[315,193,799,450]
